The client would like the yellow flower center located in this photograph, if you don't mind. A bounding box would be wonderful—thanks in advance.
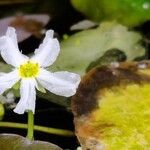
[19,61,39,78]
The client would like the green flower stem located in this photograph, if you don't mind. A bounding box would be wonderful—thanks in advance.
[0,121,74,137]
[27,111,34,140]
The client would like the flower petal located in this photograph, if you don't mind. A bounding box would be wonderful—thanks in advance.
[37,69,81,97]
[0,70,20,95]
[31,30,60,67]
[0,27,28,67]
[13,79,36,114]
[6,27,19,49]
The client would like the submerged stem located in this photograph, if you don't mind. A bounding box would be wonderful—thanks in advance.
[27,111,34,140]
[0,121,74,137]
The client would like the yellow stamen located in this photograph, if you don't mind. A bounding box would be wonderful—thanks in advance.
[19,61,39,78]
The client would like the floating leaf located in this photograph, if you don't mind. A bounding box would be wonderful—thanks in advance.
[50,22,145,75]
[72,61,150,149]
[0,134,62,150]
[71,0,150,27]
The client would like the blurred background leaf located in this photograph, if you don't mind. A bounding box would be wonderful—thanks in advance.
[50,22,146,75]
[71,0,150,27]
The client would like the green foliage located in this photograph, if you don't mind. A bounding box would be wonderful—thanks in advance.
[0,134,62,150]
[50,22,145,75]
[71,0,150,27]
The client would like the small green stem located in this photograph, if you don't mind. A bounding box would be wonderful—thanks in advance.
[0,122,74,137]
[27,111,34,140]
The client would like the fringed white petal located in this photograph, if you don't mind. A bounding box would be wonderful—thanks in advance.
[31,30,60,67]
[14,79,36,114]
[37,69,81,97]
[0,70,20,95]
[0,27,28,67]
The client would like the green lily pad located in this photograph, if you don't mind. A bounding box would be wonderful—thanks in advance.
[0,134,62,150]
[71,0,150,27]
[50,22,145,75]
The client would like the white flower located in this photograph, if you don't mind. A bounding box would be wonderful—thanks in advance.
[0,27,81,114]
